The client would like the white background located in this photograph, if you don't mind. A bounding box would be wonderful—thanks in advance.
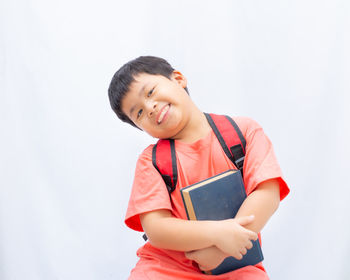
[1,0,349,279]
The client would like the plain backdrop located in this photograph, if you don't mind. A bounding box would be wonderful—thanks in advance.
[1,0,349,279]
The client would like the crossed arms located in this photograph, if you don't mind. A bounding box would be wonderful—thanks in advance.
[140,178,280,271]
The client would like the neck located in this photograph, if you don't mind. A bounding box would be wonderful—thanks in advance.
[173,108,211,143]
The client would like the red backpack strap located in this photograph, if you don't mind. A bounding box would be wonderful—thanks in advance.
[204,113,246,175]
[152,139,178,194]
[142,139,177,241]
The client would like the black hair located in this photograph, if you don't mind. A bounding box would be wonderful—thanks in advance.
[108,56,188,127]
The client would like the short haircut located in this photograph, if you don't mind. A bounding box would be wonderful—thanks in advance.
[108,56,188,127]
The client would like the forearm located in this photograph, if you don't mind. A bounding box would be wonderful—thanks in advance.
[235,178,280,233]
[141,210,217,251]
[141,209,257,260]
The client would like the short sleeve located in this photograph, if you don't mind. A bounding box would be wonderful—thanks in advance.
[124,145,173,232]
[235,117,290,200]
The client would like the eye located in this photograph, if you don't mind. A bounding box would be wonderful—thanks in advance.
[147,88,154,97]
[137,109,143,119]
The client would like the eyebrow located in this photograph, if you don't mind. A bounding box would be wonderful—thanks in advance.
[129,83,149,117]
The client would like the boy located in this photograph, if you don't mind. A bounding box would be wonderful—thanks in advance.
[108,56,289,279]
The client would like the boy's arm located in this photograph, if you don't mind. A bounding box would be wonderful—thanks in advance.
[185,178,280,270]
[140,210,257,260]
[235,178,280,231]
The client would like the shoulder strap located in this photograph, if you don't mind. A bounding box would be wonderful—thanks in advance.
[152,139,178,194]
[204,113,246,174]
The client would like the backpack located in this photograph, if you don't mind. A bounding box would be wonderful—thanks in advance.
[142,113,247,241]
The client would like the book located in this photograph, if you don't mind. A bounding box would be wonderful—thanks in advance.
[180,169,264,275]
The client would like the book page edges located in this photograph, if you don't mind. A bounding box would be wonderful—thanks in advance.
[182,191,197,220]
[182,170,236,193]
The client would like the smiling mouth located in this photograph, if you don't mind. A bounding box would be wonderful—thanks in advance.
[157,104,170,124]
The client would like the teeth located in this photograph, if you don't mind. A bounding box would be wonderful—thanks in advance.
[158,105,169,124]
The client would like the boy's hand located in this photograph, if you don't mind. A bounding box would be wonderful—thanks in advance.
[213,215,257,260]
[185,246,228,271]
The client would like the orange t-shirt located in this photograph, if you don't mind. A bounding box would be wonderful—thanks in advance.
[125,116,289,280]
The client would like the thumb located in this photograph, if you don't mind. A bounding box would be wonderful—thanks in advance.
[199,265,211,272]
[185,251,194,259]
[236,215,255,226]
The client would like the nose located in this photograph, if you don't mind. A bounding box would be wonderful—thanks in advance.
[147,101,157,117]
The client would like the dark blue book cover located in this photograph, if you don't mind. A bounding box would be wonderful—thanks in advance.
[180,169,263,275]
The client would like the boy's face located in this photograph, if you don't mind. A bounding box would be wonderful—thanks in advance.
[121,71,193,140]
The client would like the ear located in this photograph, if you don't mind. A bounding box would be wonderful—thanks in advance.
[171,70,187,89]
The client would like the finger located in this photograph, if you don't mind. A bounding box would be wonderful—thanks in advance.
[234,252,243,260]
[246,240,253,250]
[236,215,255,226]
[240,247,247,256]
[245,230,258,241]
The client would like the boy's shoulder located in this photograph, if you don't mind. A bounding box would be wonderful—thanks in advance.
[138,144,154,161]
[232,115,263,136]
